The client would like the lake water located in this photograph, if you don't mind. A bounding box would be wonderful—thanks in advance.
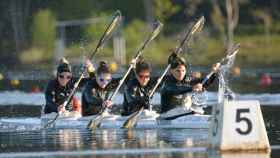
[0,104,279,158]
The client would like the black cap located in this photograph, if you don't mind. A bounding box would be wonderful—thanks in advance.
[136,60,151,74]
[168,53,186,69]
[97,61,110,75]
[57,58,71,73]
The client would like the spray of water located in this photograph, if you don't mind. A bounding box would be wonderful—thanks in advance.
[218,54,236,104]
[193,51,237,107]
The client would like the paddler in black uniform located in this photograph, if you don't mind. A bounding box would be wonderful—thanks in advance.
[160,53,220,114]
[82,61,120,116]
[122,60,156,116]
[44,58,94,114]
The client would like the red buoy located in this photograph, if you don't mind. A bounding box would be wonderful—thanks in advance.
[260,74,272,87]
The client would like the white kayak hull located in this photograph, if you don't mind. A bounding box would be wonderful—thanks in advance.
[48,115,209,129]
[0,114,210,131]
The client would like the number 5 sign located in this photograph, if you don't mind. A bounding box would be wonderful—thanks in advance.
[208,100,271,152]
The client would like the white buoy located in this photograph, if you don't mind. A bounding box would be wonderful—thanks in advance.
[208,99,270,152]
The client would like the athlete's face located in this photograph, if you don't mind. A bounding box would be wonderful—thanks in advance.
[136,70,150,87]
[96,73,112,89]
[171,64,186,81]
[57,72,72,87]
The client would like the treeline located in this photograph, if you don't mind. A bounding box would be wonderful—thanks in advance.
[0,0,279,69]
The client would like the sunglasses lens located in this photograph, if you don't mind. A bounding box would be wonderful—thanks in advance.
[59,75,71,79]
[99,78,111,83]
[139,75,150,79]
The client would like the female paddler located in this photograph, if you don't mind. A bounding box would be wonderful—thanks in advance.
[160,53,220,115]
[44,58,94,114]
[81,61,120,116]
[122,59,157,116]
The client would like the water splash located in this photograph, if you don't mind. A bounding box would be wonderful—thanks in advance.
[192,50,238,106]
[218,53,237,104]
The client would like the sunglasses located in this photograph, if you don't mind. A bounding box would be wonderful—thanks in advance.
[58,74,72,80]
[138,74,150,79]
[98,77,112,83]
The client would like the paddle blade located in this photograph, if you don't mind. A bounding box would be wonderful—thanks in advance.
[190,16,205,34]
[149,21,163,42]
[90,10,122,59]
[43,113,59,129]
[227,43,240,59]
[122,107,144,129]
[104,10,122,38]
[87,115,104,130]
[137,20,163,54]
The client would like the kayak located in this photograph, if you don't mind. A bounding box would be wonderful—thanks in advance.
[0,109,210,131]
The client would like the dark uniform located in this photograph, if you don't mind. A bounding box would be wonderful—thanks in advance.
[160,74,217,113]
[122,78,157,116]
[44,76,93,114]
[44,79,75,114]
[82,78,119,116]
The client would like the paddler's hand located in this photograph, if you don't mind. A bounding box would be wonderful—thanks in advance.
[139,96,150,109]
[193,83,203,92]
[58,104,66,113]
[168,52,178,65]
[130,59,137,68]
[102,100,113,108]
[212,62,221,72]
[85,59,95,73]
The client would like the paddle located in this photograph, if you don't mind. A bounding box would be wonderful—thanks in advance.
[87,21,163,130]
[43,11,122,129]
[122,16,205,129]
[161,111,195,120]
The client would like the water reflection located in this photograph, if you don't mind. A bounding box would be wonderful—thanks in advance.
[208,150,271,158]
[0,128,279,158]
[57,129,83,150]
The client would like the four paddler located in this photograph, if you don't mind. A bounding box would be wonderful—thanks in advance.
[44,55,221,118]
[44,28,222,118]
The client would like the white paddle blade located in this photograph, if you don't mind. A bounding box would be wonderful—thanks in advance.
[191,16,205,34]
[105,10,122,37]
[150,21,163,41]
[92,10,122,58]
[227,43,240,59]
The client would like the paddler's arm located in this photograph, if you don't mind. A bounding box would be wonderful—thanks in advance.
[73,59,96,86]
[44,81,59,113]
[161,81,193,95]
[202,73,217,88]
[124,85,150,111]
[82,84,103,110]
[190,73,217,89]
[190,62,220,88]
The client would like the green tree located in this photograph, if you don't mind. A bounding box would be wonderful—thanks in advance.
[20,9,56,63]
[153,0,180,23]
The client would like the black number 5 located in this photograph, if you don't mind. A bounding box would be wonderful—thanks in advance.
[235,109,252,135]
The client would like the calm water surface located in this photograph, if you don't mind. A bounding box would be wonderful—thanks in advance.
[0,106,279,158]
